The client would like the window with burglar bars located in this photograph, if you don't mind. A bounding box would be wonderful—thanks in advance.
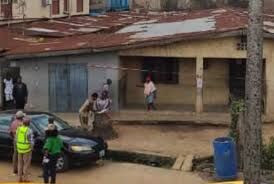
[141,57,179,84]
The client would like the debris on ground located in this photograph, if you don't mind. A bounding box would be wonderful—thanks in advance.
[92,123,118,140]
[172,155,185,170]
[181,154,194,172]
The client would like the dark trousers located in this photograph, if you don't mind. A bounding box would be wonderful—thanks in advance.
[15,102,25,110]
[43,155,58,184]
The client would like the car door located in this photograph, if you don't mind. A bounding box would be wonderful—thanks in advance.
[0,116,13,157]
[30,123,44,161]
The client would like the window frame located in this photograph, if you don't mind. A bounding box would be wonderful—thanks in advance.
[141,57,179,85]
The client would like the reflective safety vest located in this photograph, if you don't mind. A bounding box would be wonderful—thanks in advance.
[16,126,31,154]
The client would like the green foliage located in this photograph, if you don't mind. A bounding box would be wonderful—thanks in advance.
[262,137,274,170]
[229,99,245,140]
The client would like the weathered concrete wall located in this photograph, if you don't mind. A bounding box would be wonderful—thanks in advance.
[10,0,89,20]
[121,57,197,105]
[10,52,119,112]
[131,0,250,10]
[121,57,228,106]
[120,37,274,120]
[120,37,247,58]
[203,59,229,105]
[264,0,274,12]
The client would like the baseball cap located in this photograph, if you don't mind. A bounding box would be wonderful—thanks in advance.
[47,124,56,131]
[15,111,26,118]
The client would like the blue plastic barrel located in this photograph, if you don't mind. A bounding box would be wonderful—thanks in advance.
[213,137,237,180]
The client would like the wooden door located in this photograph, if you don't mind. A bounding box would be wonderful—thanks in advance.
[52,0,60,15]
[77,0,83,12]
[0,0,12,19]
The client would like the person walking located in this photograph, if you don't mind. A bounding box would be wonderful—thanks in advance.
[42,124,63,184]
[13,76,28,110]
[79,93,98,130]
[16,117,34,183]
[144,76,157,111]
[9,111,26,175]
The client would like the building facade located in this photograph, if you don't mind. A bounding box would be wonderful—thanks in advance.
[2,8,274,121]
[0,0,89,20]
[1,52,120,112]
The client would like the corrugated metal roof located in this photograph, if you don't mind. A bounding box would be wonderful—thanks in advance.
[0,7,273,57]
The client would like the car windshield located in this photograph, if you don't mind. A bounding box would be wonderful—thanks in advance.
[31,114,71,132]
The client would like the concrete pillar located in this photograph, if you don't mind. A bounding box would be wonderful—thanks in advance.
[265,54,274,120]
[196,57,204,113]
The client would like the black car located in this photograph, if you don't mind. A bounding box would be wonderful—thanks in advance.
[0,111,107,172]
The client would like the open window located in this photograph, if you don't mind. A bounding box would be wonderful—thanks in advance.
[141,57,179,84]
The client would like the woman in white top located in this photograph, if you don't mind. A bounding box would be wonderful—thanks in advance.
[144,76,157,111]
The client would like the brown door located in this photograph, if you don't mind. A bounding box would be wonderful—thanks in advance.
[52,0,60,15]
[64,0,68,12]
[0,0,12,19]
[77,0,83,12]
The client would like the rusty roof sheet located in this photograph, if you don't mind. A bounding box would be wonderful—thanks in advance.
[0,7,274,57]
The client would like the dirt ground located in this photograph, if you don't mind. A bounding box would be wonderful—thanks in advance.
[57,113,274,157]
[108,124,274,157]
[0,160,204,184]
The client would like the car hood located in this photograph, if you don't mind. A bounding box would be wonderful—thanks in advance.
[58,128,104,146]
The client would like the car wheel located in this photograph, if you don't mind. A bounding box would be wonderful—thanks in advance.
[56,153,69,172]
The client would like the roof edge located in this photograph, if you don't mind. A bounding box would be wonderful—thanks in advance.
[6,29,274,60]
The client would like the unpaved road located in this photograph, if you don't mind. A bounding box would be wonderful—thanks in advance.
[0,160,203,184]
[57,113,274,157]
[109,124,274,157]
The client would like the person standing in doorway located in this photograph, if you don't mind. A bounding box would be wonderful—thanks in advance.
[3,73,14,109]
[16,117,34,183]
[144,76,157,111]
[79,93,98,130]
[42,124,63,184]
[9,111,26,175]
[13,76,28,110]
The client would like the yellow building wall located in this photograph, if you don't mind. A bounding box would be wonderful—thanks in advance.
[120,37,274,119]
[204,59,229,105]
[121,57,229,106]
[11,0,89,19]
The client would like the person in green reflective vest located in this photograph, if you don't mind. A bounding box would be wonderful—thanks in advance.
[16,117,34,183]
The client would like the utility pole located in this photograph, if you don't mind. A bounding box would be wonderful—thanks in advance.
[244,0,263,183]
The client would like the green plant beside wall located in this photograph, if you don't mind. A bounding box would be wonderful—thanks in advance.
[229,99,245,140]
